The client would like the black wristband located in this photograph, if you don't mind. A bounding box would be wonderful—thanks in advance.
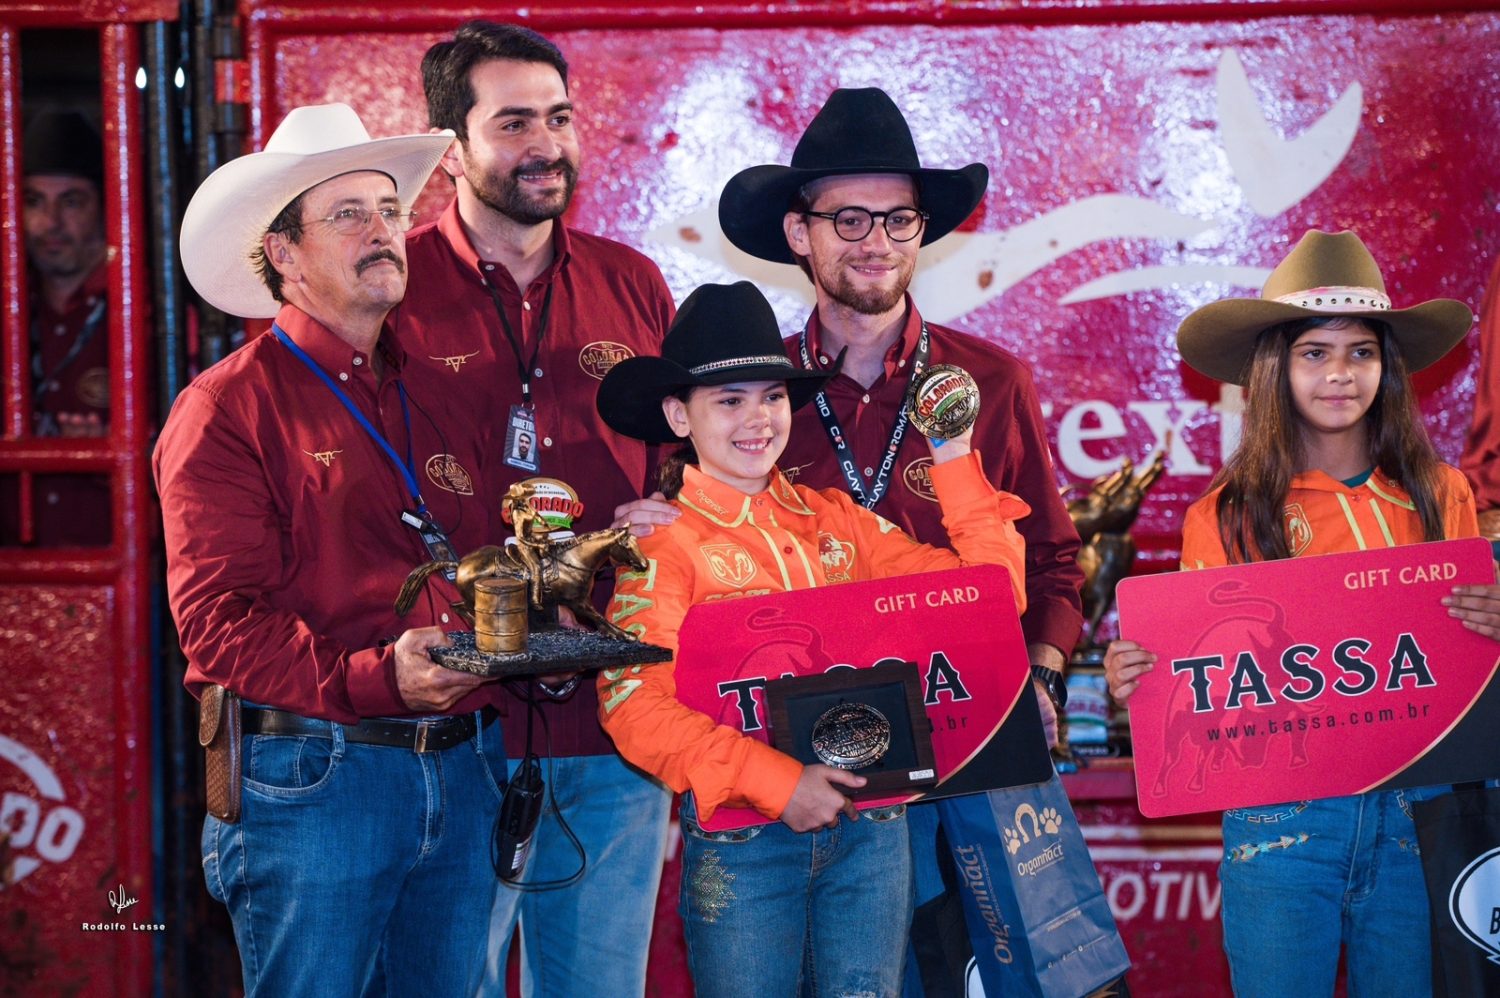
[1029,664,1067,710]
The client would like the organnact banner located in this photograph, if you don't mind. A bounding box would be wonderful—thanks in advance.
[1116,537,1500,818]
[675,565,1051,831]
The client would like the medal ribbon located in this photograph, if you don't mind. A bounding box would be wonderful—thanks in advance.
[273,324,432,519]
[798,320,931,510]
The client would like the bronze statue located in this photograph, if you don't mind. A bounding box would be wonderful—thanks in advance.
[1066,446,1167,646]
[395,480,648,641]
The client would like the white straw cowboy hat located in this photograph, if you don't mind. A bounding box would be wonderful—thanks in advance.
[1177,229,1474,385]
[180,103,454,318]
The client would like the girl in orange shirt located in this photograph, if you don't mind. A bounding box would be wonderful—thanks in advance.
[595,281,1031,998]
[1106,230,1500,996]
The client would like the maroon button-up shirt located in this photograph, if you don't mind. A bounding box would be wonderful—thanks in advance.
[155,305,500,723]
[778,298,1085,656]
[1,260,111,546]
[396,202,675,755]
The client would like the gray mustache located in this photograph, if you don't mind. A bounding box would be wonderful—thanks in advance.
[355,250,404,276]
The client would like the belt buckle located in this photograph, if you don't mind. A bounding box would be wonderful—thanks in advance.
[414,719,436,754]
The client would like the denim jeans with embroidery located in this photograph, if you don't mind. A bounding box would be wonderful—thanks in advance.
[201,714,506,997]
[1219,787,1441,997]
[678,794,912,998]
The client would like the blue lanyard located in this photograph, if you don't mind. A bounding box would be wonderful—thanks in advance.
[273,324,431,517]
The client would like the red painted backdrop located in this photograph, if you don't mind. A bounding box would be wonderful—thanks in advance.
[236,4,1500,996]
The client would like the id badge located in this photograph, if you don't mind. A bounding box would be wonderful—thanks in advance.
[504,404,541,473]
[401,511,459,581]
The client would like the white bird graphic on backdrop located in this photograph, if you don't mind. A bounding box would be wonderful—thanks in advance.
[649,50,1364,322]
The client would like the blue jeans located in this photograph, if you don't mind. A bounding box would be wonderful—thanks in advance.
[679,796,912,998]
[900,801,946,997]
[1219,789,1437,997]
[478,752,671,998]
[201,713,506,997]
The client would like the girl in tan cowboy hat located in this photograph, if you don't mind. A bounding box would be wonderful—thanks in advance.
[594,280,1032,998]
[1106,229,1500,996]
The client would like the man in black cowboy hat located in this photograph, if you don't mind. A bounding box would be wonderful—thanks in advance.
[2,111,113,546]
[723,86,1086,992]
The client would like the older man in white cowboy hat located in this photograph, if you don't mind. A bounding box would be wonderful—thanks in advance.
[713,86,1090,994]
[155,103,509,996]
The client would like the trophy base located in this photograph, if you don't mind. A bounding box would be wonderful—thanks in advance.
[429,626,672,678]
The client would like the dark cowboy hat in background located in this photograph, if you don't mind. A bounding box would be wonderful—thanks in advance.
[597,281,841,444]
[718,87,989,265]
[23,111,104,188]
[1177,229,1474,386]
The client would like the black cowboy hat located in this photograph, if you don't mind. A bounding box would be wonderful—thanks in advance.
[597,282,841,443]
[718,87,989,265]
[23,111,103,188]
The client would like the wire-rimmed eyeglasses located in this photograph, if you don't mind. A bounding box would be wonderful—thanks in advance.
[304,205,420,236]
[802,206,929,243]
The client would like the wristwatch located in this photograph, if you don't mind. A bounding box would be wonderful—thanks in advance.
[1029,664,1067,711]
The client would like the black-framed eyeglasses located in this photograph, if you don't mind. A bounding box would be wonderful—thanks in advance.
[803,206,929,243]
[304,205,419,236]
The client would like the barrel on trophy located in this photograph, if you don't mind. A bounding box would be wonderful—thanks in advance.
[473,576,528,654]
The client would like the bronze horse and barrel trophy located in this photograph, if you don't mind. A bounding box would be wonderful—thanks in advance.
[394,479,670,677]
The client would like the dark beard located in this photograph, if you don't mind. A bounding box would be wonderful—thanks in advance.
[470,155,578,225]
[827,281,907,315]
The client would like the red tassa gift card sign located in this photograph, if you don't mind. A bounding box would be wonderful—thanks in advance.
[676,565,1050,831]
[1116,538,1500,817]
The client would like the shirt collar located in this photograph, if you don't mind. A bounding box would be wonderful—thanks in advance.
[677,464,814,526]
[273,303,404,376]
[804,294,921,377]
[437,199,572,293]
[30,255,110,319]
[1291,467,1408,498]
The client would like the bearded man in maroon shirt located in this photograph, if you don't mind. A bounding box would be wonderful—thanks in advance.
[397,21,676,998]
[155,103,510,996]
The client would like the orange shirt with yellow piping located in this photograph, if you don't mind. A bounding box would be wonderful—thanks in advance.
[599,451,1029,822]
[1180,464,1478,569]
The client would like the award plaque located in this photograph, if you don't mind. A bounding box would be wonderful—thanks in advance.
[764,663,938,797]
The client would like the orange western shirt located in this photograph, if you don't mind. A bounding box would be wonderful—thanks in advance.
[598,452,1030,821]
[1179,465,1478,568]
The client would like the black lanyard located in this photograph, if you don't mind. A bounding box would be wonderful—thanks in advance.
[797,321,931,510]
[273,325,432,519]
[482,276,555,405]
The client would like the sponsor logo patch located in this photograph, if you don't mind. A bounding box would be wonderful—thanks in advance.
[425,454,475,495]
[579,341,634,380]
[701,542,758,589]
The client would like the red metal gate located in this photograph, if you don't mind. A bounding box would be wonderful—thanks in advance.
[0,3,170,995]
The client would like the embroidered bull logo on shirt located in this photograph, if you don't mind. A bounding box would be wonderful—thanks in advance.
[818,532,856,583]
[1284,502,1313,557]
[430,351,479,372]
[303,449,343,467]
[425,454,475,495]
[702,543,758,589]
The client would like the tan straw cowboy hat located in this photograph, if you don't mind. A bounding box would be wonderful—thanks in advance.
[180,103,453,318]
[1177,229,1474,385]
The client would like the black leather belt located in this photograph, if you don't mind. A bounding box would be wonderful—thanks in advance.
[243,706,498,754]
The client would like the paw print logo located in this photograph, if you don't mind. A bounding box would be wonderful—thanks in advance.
[1003,827,1022,854]
[1040,807,1063,835]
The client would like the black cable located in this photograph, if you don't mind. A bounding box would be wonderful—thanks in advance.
[489,680,587,890]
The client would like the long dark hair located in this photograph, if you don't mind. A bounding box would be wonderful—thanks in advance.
[1213,316,1448,562]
